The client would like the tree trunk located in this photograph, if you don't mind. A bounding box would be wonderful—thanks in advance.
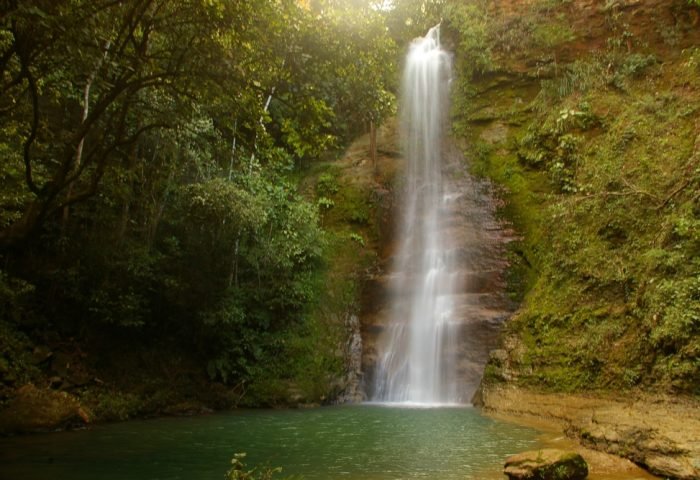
[117,141,140,245]
[62,42,111,230]
[0,201,43,249]
[370,120,377,176]
[118,201,131,245]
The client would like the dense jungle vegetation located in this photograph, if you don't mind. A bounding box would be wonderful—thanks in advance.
[1,0,698,430]
[0,0,443,423]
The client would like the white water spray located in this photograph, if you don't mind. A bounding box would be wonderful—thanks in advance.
[372,25,460,405]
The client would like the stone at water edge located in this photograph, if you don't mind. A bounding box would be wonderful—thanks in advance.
[0,383,91,434]
[504,449,589,480]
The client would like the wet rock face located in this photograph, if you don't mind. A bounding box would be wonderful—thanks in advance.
[334,314,366,404]
[504,449,589,480]
[360,140,517,402]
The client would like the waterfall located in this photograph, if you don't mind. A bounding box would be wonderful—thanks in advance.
[372,25,460,405]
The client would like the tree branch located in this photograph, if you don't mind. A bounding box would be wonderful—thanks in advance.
[55,122,171,214]
[18,50,40,195]
[619,176,660,202]
[656,133,700,210]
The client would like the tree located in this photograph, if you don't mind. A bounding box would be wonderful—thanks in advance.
[0,0,260,247]
[0,0,401,400]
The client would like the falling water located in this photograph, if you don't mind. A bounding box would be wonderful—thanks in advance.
[372,25,459,404]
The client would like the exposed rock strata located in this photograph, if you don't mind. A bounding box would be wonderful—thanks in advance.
[334,314,366,403]
[360,139,517,401]
[477,382,700,480]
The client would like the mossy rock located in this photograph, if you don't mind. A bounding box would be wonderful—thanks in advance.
[0,384,91,434]
[504,449,588,480]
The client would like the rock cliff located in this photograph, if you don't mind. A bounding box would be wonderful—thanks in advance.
[445,0,700,477]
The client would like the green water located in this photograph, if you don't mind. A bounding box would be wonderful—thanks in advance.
[0,405,543,480]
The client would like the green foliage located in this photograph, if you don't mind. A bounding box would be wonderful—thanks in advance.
[377,0,446,46]
[333,184,373,225]
[240,157,382,404]
[79,390,143,422]
[225,453,300,480]
[443,3,494,78]
[531,20,575,49]
[0,321,41,394]
[292,1,398,143]
[0,270,34,324]
[0,270,42,397]
[0,0,398,245]
[168,175,326,384]
[0,0,398,407]
[534,50,656,107]
[316,171,340,197]
[349,232,366,247]
[452,0,700,395]
[517,115,588,194]
[620,53,657,78]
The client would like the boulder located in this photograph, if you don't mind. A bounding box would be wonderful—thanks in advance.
[31,346,53,365]
[0,384,91,434]
[504,449,588,480]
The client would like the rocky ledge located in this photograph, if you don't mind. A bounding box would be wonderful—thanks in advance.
[0,384,91,434]
[476,381,700,480]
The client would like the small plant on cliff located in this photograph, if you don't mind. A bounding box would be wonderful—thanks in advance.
[316,171,340,197]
